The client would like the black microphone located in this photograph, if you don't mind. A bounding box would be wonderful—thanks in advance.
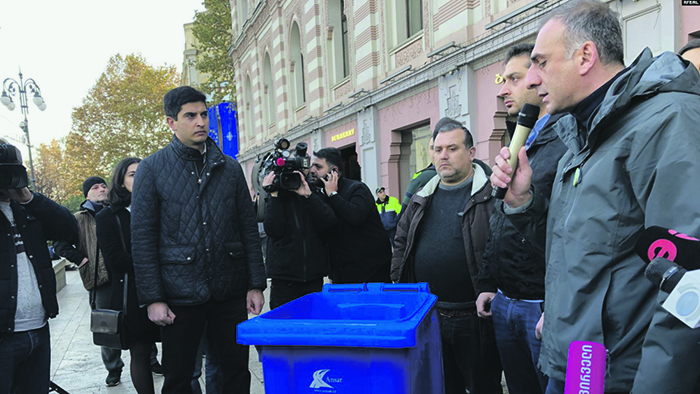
[492,103,540,199]
[634,226,700,271]
[645,257,687,293]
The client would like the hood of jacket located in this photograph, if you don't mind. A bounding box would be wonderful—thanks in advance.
[416,159,490,199]
[557,48,700,153]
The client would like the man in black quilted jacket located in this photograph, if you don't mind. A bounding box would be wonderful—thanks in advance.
[131,86,266,394]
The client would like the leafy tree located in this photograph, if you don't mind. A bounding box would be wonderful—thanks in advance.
[34,139,71,203]
[34,54,180,206]
[71,53,180,170]
[192,0,236,103]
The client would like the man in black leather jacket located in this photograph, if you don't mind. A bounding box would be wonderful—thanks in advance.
[131,86,266,394]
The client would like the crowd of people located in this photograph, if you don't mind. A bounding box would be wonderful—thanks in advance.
[3,1,700,393]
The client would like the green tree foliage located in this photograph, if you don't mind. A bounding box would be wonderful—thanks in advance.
[192,0,236,103]
[34,54,180,207]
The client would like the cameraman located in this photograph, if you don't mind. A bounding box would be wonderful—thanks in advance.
[262,168,336,309]
[0,141,79,393]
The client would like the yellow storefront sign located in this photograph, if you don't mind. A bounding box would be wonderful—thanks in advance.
[331,128,355,142]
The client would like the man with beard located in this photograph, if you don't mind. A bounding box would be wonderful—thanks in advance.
[54,176,126,387]
[308,148,392,284]
[261,162,336,309]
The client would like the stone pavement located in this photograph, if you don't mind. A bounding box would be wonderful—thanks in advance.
[49,270,267,393]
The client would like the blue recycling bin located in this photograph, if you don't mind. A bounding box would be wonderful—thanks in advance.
[237,283,444,394]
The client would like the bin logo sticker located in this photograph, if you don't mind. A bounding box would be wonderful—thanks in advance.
[310,369,337,389]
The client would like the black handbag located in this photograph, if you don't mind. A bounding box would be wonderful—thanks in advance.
[90,214,130,350]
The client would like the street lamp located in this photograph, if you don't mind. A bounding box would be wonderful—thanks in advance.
[1,70,46,190]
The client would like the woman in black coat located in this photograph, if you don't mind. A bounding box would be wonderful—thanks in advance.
[96,157,160,394]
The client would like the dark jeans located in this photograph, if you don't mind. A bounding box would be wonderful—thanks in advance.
[491,292,547,394]
[161,297,250,394]
[191,329,223,394]
[438,310,503,394]
[0,324,50,394]
[270,278,324,310]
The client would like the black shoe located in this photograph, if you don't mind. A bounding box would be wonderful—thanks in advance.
[151,362,164,376]
[106,370,121,387]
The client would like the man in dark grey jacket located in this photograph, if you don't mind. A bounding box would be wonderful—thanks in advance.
[131,86,266,394]
[491,1,700,393]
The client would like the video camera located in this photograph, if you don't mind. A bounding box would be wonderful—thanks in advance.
[261,138,311,193]
[0,143,29,189]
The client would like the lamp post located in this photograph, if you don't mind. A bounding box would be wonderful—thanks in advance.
[1,70,46,190]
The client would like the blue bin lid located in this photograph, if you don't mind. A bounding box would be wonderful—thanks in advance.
[237,283,437,348]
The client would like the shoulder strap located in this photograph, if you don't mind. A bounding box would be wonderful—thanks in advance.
[114,213,128,317]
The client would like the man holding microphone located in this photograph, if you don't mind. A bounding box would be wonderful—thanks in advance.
[490,1,700,392]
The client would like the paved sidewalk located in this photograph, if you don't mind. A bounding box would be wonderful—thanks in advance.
[49,270,266,393]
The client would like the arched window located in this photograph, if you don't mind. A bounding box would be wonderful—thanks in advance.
[244,75,254,146]
[328,0,350,83]
[290,22,306,108]
[263,53,276,125]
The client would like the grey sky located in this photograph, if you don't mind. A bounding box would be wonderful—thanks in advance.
[0,0,204,155]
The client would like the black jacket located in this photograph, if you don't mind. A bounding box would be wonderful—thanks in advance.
[131,136,266,306]
[0,193,78,333]
[96,205,159,340]
[323,177,392,283]
[263,190,335,282]
[476,116,567,300]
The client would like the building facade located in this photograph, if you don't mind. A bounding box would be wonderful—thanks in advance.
[229,0,700,198]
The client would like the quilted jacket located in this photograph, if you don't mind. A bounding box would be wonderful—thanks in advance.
[131,136,266,306]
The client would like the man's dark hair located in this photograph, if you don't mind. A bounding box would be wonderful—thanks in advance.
[163,86,207,119]
[505,43,535,66]
[679,39,700,56]
[432,117,474,149]
[543,0,624,66]
[108,157,141,207]
[313,148,343,175]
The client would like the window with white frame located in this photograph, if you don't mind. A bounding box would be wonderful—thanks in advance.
[327,0,350,84]
[237,0,249,31]
[263,53,276,125]
[244,76,254,146]
[290,22,306,108]
[387,0,422,49]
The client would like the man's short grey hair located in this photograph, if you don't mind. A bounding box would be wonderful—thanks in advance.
[543,0,624,66]
[432,117,474,149]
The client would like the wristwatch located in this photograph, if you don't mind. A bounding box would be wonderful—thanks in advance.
[328,191,338,198]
